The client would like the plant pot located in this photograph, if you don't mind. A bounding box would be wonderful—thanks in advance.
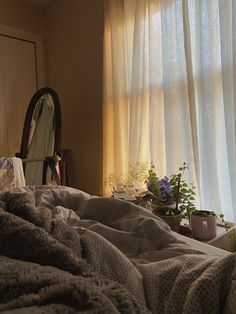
[190,210,217,241]
[157,214,182,232]
[152,204,182,232]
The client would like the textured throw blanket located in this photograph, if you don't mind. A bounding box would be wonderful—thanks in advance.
[0,185,235,314]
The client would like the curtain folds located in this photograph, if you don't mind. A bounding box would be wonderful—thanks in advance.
[103,0,236,223]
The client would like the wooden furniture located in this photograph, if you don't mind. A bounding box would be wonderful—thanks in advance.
[20,154,62,185]
[174,232,231,256]
[205,222,235,252]
[58,149,71,186]
[181,219,235,252]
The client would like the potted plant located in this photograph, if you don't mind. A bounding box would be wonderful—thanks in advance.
[103,162,149,199]
[190,210,228,241]
[103,161,197,233]
[145,162,196,232]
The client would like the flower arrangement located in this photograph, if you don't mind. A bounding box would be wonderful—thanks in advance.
[103,162,149,198]
[145,161,197,219]
[146,169,174,208]
[104,161,197,219]
[104,161,229,235]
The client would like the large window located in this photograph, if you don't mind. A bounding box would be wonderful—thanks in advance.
[104,0,236,223]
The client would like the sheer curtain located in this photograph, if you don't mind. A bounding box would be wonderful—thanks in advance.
[103,0,236,223]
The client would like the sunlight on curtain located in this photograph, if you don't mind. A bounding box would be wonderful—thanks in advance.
[103,0,236,223]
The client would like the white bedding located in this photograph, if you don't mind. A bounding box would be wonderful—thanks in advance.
[0,185,235,314]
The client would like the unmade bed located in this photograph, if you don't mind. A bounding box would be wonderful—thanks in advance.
[0,185,235,313]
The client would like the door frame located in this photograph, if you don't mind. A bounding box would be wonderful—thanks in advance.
[0,24,45,88]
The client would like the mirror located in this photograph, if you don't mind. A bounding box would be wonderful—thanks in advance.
[16,87,61,185]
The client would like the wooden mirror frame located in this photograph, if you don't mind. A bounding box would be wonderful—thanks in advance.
[16,87,61,159]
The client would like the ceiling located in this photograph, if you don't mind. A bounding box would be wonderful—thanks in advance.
[23,0,52,8]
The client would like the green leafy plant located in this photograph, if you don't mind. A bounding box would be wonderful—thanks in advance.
[170,161,197,218]
[103,173,123,195]
[103,162,149,196]
[192,210,216,217]
[146,161,197,218]
[126,162,150,192]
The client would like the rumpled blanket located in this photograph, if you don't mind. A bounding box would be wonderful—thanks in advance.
[0,185,235,314]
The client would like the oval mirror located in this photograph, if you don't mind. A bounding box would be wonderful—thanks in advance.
[16,87,61,185]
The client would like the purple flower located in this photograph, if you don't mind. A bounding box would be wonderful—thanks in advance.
[158,177,173,201]
[159,176,172,193]
[146,176,173,203]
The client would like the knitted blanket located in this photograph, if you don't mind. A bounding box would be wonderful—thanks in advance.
[0,185,235,314]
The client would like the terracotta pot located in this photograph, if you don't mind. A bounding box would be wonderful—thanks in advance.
[190,211,217,241]
[157,214,182,233]
[152,204,182,232]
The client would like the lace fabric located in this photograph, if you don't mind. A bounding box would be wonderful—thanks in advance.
[0,158,25,190]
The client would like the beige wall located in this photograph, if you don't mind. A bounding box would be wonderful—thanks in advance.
[46,0,104,195]
[0,0,46,87]
[0,0,44,34]
[0,0,104,194]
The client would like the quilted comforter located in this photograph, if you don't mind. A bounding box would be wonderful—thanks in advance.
[0,185,235,313]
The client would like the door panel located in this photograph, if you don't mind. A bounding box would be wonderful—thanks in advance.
[0,35,37,156]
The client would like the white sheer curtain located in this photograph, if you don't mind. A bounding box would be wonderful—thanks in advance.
[103,0,236,223]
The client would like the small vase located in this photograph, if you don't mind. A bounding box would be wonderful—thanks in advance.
[190,211,217,241]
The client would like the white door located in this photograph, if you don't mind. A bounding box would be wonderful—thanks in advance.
[0,35,37,156]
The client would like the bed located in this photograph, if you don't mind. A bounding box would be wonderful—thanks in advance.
[0,184,235,313]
